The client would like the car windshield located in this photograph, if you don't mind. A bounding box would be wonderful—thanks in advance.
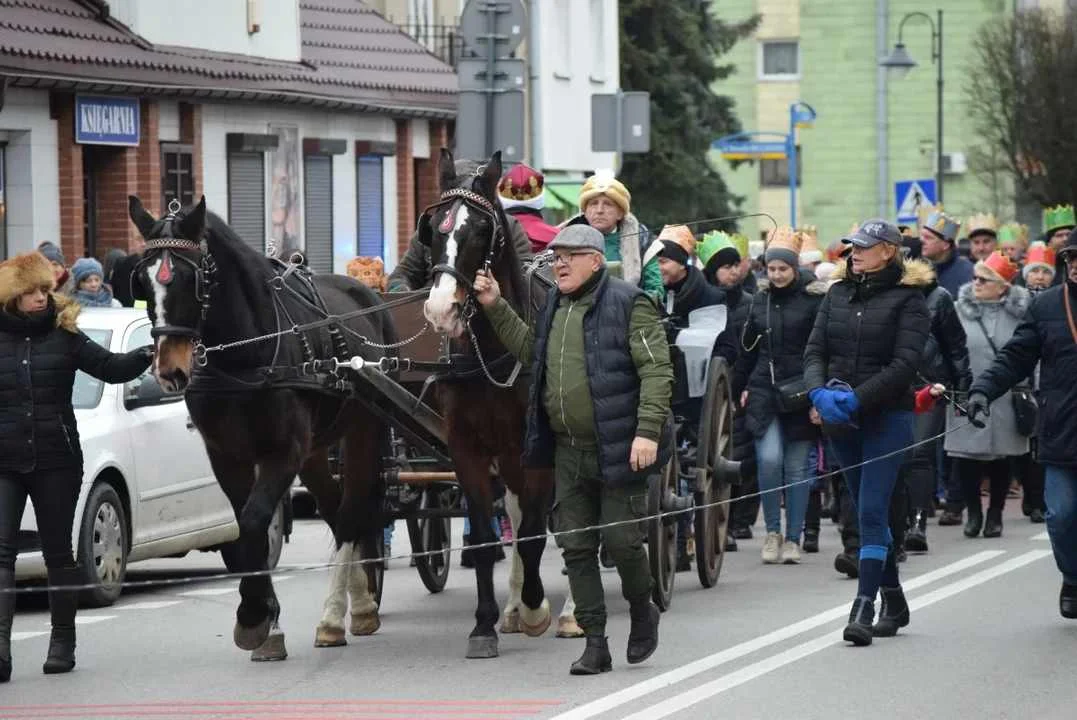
[72,329,112,409]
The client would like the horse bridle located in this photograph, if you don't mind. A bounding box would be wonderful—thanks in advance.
[135,200,218,341]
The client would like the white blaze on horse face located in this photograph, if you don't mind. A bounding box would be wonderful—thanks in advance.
[145,258,168,369]
[424,206,469,333]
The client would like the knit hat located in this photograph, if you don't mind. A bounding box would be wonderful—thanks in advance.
[1022,242,1056,280]
[37,242,66,267]
[498,164,546,212]
[1043,205,1076,235]
[578,170,631,215]
[966,212,999,239]
[976,251,1019,285]
[650,224,695,267]
[72,257,104,287]
[797,226,822,265]
[764,226,803,268]
[697,231,741,276]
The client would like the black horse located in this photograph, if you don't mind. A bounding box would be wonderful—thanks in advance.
[417,149,554,658]
[128,196,394,660]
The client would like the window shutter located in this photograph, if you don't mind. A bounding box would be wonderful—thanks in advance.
[303,155,334,273]
[227,151,266,253]
[357,155,384,258]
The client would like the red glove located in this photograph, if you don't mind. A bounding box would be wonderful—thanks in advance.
[914,385,938,414]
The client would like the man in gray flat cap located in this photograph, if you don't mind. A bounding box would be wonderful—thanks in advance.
[473,223,673,676]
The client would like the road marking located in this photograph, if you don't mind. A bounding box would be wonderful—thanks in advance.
[549,550,1005,720]
[114,600,182,611]
[622,549,1052,720]
[12,631,48,642]
[177,586,237,597]
[73,615,116,626]
[1032,531,1049,541]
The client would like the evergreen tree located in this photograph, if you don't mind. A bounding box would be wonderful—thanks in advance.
[618,0,759,231]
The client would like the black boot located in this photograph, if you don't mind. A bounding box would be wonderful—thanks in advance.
[983,508,1003,538]
[964,506,984,538]
[802,531,820,554]
[834,550,859,579]
[570,635,612,675]
[872,586,910,637]
[43,566,79,675]
[626,601,660,664]
[938,503,963,526]
[1030,508,1046,524]
[904,511,929,552]
[725,533,738,552]
[0,568,13,682]
[843,596,875,647]
[1060,584,1077,620]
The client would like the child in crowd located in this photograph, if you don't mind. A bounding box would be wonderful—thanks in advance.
[71,257,121,308]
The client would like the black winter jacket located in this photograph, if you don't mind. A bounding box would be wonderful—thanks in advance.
[666,265,725,321]
[0,299,152,473]
[971,280,1077,467]
[920,277,973,391]
[804,258,931,414]
[734,272,827,442]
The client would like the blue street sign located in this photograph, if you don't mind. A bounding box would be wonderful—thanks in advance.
[713,137,788,160]
[894,178,937,223]
[75,95,141,147]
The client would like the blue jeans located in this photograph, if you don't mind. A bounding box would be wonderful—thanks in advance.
[829,411,914,558]
[1044,466,1077,586]
[755,418,812,542]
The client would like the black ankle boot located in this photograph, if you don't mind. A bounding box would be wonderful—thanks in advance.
[843,596,875,646]
[983,508,1003,538]
[42,566,79,675]
[0,568,13,682]
[803,531,820,554]
[834,550,859,578]
[872,586,910,637]
[964,506,984,538]
[570,635,612,675]
[626,601,660,664]
[1060,584,1077,619]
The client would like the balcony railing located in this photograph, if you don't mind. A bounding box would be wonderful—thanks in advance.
[394,20,469,68]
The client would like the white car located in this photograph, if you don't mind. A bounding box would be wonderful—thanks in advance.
[17,308,285,606]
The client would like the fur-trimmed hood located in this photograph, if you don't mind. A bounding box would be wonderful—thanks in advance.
[0,252,80,332]
[955,279,1031,321]
[829,257,935,289]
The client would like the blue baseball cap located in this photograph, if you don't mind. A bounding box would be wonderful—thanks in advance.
[842,219,903,248]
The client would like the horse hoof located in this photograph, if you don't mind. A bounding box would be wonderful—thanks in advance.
[349,612,380,636]
[251,629,288,662]
[466,635,499,659]
[314,623,347,648]
[499,609,521,634]
[520,599,552,638]
[556,617,584,639]
[234,616,271,651]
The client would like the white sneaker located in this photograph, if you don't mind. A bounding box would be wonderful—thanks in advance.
[782,540,801,564]
[762,532,782,564]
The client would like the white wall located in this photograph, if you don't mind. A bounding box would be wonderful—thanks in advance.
[200,103,398,269]
[0,88,59,258]
[533,0,618,174]
[110,0,301,62]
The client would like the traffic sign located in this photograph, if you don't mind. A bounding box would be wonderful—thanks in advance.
[456,91,525,164]
[713,134,789,160]
[458,0,526,57]
[457,58,526,92]
[895,179,937,223]
[591,92,651,154]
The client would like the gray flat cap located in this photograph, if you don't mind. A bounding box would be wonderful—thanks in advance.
[548,224,605,254]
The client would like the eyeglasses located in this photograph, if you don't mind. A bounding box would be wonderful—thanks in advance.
[551,251,597,266]
[972,275,999,285]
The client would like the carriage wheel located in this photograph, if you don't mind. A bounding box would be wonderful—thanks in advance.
[647,433,678,612]
[407,487,453,594]
[694,358,737,588]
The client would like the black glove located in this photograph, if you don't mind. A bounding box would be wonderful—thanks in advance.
[967,392,990,429]
[135,345,155,365]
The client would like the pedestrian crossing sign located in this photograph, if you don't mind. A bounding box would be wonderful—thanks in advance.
[895,179,937,223]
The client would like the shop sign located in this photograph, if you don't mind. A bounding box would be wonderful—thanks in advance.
[75,95,141,146]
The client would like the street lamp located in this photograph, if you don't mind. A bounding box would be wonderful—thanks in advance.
[880,10,944,204]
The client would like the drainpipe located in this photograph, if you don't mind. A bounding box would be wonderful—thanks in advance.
[526,0,543,170]
[876,0,889,218]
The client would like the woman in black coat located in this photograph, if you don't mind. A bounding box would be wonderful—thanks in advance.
[734,257,826,565]
[0,252,152,681]
[804,220,930,646]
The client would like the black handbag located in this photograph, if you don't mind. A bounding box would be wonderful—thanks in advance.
[976,317,1037,437]
[764,293,811,414]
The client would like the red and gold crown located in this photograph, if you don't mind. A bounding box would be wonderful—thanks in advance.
[979,251,1019,284]
[498,164,545,207]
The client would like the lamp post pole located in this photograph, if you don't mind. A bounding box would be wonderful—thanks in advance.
[935,9,944,204]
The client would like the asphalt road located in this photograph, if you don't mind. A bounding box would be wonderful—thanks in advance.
[3,505,1070,720]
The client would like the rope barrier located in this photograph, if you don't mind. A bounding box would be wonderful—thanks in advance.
[6,418,971,596]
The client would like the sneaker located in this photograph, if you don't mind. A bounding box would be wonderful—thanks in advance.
[781,540,801,564]
[762,532,782,564]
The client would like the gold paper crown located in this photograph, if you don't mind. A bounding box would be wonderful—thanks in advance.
[1044,205,1076,233]
[966,212,1000,237]
[766,225,797,248]
[997,222,1029,248]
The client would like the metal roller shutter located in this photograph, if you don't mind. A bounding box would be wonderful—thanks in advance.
[303,155,333,273]
[227,151,266,253]
[357,155,384,258]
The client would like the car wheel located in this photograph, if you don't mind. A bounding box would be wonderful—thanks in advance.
[77,483,128,608]
[221,501,285,572]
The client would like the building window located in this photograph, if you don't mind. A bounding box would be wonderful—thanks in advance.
[759,40,799,80]
[760,149,801,188]
[553,0,572,79]
[589,0,606,81]
[161,143,195,210]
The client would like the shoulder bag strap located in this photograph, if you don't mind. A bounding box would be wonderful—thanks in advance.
[974,316,1000,356]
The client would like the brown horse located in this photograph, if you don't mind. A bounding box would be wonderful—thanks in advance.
[418,149,555,658]
[128,196,392,660]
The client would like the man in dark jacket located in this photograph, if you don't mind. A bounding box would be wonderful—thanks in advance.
[967,231,1077,620]
[921,210,974,297]
[386,159,533,292]
[0,252,151,680]
[474,224,672,675]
